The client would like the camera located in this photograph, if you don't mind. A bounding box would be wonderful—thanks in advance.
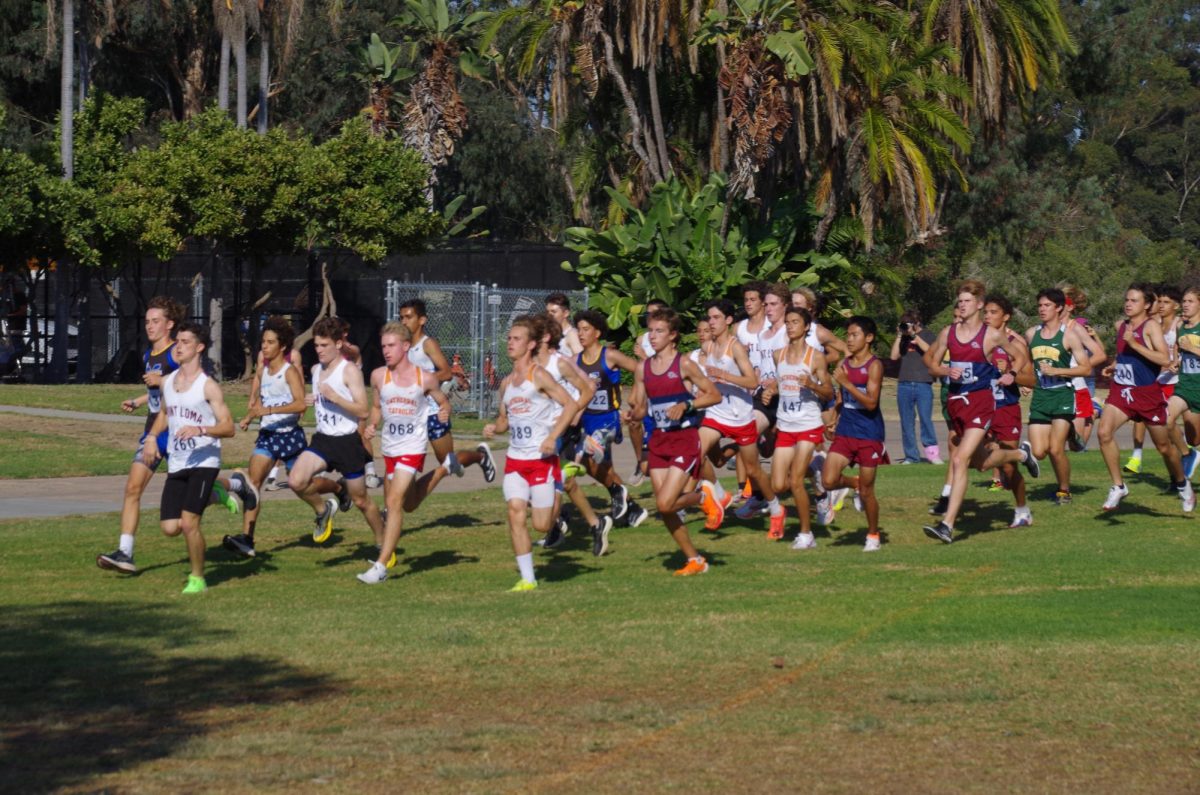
[898,322,911,334]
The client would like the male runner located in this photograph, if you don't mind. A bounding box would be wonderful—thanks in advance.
[545,292,582,357]
[628,299,669,485]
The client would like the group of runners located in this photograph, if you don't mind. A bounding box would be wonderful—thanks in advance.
[94,276,1200,592]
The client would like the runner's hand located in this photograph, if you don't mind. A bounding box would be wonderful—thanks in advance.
[122,398,137,413]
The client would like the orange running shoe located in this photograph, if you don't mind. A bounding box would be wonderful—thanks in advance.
[699,481,726,530]
[674,557,709,576]
[742,480,754,498]
[767,510,785,539]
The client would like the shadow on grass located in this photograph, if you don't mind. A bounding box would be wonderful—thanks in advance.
[270,531,348,554]
[651,549,729,572]
[396,549,481,577]
[0,601,336,793]
[830,528,890,547]
[404,512,500,534]
[204,549,280,586]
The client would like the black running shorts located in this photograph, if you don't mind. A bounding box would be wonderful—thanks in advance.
[160,467,220,521]
[306,432,368,479]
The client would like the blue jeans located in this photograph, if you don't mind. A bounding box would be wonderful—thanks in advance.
[897,380,937,462]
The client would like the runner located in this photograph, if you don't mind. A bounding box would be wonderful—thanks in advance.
[818,316,886,551]
[1097,283,1194,512]
[573,308,649,554]
[921,281,1038,543]
[1058,286,1107,453]
[357,321,456,584]
[545,292,582,357]
[399,299,497,486]
[98,297,192,573]
[1022,288,1093,505]
[1152,285,1194,472]
[929,304,965,516]
[139,323,237,593]
[623,307,723,575]
[737,283,791,519]
[628,298,669,486]
[483,315,579,592]
[763,306,833,549]
[287,317,386,546]
[733,281,771,506]
[698,298,780,534]
[223,315,306,558]
[259,343,305,491]
[1168,286,1200,471]
[983,295,1035,527]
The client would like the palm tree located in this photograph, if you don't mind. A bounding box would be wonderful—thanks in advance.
[254,0,306,133]
[390,0,493,205]
[214,0,259,127]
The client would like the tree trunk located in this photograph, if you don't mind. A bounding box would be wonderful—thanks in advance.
[598,30,663,184]
[61,0,74,179]
[236,31,248,128]
[646,48,672,180]
[219,34,231,111]
[257,28,270,134]
[76,10,89,108]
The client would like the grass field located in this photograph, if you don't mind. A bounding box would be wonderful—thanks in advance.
[2,455,1198,792]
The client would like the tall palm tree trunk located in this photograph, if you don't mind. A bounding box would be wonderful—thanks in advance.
[218,34,231,110]
[236,32,248,127]
[60,0,74,179]
[257,29,270,134]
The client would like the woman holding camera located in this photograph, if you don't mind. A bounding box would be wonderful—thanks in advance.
[890,311,941,464]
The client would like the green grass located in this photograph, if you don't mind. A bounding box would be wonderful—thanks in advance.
[2,456,1198,792]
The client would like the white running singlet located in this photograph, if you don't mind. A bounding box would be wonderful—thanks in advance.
[735,318,768,374]
[258,362,300,431]
[379,369,430,457]
[756,323,788,382]
[504,368,558,460]
[312,359,360,436]
[703,338,754,425]
[543,354,579,421]
[775,347,823,432]
[163,370,221,473]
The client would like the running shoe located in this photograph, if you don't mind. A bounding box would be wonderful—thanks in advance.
[987,479,1004,492]
[863,535,881,552]
[477,442,497,483]
[809,452,827,493]
[790,533,817,550]
[1180,482,1196,513]
[829,487,850,513]
[223,533,256,558]
[922,521,953,544]
[357,562,388,584]
[313,496,338,543]
[1054,490,1072,505]
[735,496,768,520]
[181,574,208,594]
[543,516,568,550]
[335,478,353,513]
[591,515,613,557]
[1123,456,1142,475]
[924,445,943,465]
[1183,449,1199,480]
[609,484,629,522]
[628,463,646,487]
[767,511,786,540]
[1008,512,1033,528]
[699,481,726,530]
[852,492,864,512]
[364,473,384,489]
[814,492,834,526]
[1067,430,1086,453]
[212,481,240,514]
[625,502,650,528]
[263,475,289,492]
[96,549,137,573]
[1101,483,1129,511]
[562,461,586,481]
[510,578,538,592]
[444,452,465,477]
[228,471,259,512]
[583,428,613,464]
[929,495,949,515]
[673,557,709,576]
[1019,441,1041,479]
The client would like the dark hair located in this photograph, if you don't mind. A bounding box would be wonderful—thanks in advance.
[313,317,346,342]
[147,296,187,334]
[647,307,682,341]
[399,299,427,318]
[784,305,813,326]
[704,298,738,320]
[1128,282,1158,303]
[511,314,546,344]
[263,315,296,352]
[1036,288,1066,308]
[984,294,1013,316]
[899,309,922,326]
[176,321,210,349]
[846,315,876,338]
[534,311,562,351]
[645,298,669,312]
[573,309,608,336]
[742,280,767,300]
[545,292,570,310]
[1158,283,1182,303]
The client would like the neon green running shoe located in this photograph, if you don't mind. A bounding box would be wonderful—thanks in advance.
[385,550,397,569]
[987,479,1004,492]
[1123,456,1142,474]
[212,482,240,515]
[561,461,586,481]
[182,575,208,594]
[509,578,538,592]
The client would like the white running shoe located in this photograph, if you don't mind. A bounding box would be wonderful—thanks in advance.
[1181,482,1196,513]
[357,561,388,584]
[852,492,863,512]
[1102,483,1129,511]
[809,452,827,494]
[1008,510,1033,528]
[790,532,817,550]
[829,487,850,513]
[443,452,464,477]
[863,536,881,552]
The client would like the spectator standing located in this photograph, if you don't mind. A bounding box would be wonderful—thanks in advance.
[890,310,942,463]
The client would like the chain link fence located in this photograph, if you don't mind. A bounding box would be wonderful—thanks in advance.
[383,281,588,417]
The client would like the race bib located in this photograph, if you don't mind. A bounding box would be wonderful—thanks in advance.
[1113,362,1135,385]
[949,361,976,385]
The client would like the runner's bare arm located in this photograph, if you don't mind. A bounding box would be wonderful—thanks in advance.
[808,350,835,401]
[681,357,720,413]
[423,337,454,383]
[923,327,951,378]
[606,346,640,373]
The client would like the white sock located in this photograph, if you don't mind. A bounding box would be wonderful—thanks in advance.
[1131,448,1143,461]
[119,533,135,556]
[268,465,280,481]
[941,484,952,497]
[768,497,783,516]
[712,480,727,501]
[365,461,377,476]
[516,552,536,583]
